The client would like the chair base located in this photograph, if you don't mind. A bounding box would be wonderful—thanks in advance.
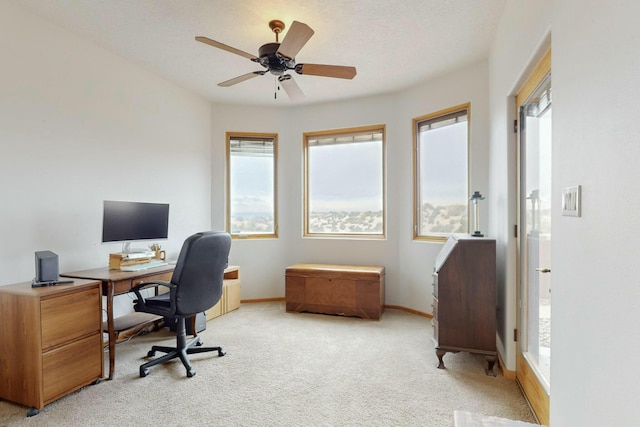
[140,319,225,378]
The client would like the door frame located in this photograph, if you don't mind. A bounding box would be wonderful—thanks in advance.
[515,48,551,425]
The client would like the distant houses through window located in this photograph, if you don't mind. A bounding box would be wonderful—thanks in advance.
[226,132,277,238]
[303,125,386,238]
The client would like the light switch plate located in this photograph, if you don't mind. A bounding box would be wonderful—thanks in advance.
[562,185,581,217]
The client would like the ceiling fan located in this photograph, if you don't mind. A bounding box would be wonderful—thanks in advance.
[195,20,357,101]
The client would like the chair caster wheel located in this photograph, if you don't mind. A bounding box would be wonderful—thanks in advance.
[147,350,156,357]
[196,340,203,347]
[140,367,149,377]
[187,369,196,378]
[27,408,40,417]
[218,349,226,357]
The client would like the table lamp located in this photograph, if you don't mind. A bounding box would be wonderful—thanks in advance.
[470,191,485,237]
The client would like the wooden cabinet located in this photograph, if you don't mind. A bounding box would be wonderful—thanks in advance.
[286,264,385,320]
[206,266,241,321]
[432,234,496,374]
[0,279,104,415]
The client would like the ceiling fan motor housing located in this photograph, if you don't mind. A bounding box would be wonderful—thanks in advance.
[258,42,294,76]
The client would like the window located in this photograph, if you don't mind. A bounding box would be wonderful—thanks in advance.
[226,132,277,238]
[413,104,469,240]
[304,125,385,238]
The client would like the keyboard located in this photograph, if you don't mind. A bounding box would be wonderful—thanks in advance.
[120,260,168,272]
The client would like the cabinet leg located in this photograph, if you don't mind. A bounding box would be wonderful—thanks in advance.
[436,349,446,369]
[106,284,115,380]
[485,356,496,376]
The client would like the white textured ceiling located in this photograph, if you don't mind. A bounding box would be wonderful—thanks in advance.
[14,0,506,107]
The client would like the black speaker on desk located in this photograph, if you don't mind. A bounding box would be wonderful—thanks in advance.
[35,250,59,282]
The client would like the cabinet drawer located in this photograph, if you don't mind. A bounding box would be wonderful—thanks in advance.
[43,333,103,403]
[41,287,101,350]
[111,272,173,294]
[432,273,438,298]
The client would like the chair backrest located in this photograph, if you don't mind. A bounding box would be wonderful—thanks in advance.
[170,231,232,316]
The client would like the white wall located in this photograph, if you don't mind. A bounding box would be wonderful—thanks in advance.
[491,1,640,425]
[487,0,552,370]
[0,2,212,315]
[212,61,491,315]
[551,1,640,425]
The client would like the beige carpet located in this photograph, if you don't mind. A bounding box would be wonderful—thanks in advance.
[0,302,536,426]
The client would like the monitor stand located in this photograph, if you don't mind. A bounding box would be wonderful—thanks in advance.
[121,242,148,254]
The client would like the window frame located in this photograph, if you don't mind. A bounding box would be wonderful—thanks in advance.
[225,132,278,239]
[412,103,470,242]
[303,124,386,239]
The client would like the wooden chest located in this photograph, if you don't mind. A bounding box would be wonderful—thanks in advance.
[285,263,385,320]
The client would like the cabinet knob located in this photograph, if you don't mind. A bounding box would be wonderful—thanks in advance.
[535,268,551,273]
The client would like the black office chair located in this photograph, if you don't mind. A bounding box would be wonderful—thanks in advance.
[131,231,232,378]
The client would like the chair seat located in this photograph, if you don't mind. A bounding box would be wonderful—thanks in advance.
[146,293,170,307]
[135,293,172,317]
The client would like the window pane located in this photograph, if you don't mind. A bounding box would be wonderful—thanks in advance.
[228,135,276,237]
[416,108,468,238]
[305,127,385,236]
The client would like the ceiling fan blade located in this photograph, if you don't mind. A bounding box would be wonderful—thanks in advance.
[195,36,258,61]
[295,63,357,79]
[279,75,305,101]
[218,71,265,87]
[276,21,314,60]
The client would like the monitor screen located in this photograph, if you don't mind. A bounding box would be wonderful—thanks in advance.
[102,200,169,244]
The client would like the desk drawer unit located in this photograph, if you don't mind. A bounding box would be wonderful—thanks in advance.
[0,279,103,414]
[285,264,385,320]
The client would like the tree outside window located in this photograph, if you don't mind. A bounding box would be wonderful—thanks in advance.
[413,105,469,240]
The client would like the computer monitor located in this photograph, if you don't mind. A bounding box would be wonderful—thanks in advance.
[102,200,169,253]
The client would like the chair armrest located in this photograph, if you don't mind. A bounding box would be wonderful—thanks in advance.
[131,280,177,314]
[131,280,173,293]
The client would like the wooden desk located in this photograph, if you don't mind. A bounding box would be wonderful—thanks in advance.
[61,265,175,380]
[0,279,104,416]
[61,264,241,380]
